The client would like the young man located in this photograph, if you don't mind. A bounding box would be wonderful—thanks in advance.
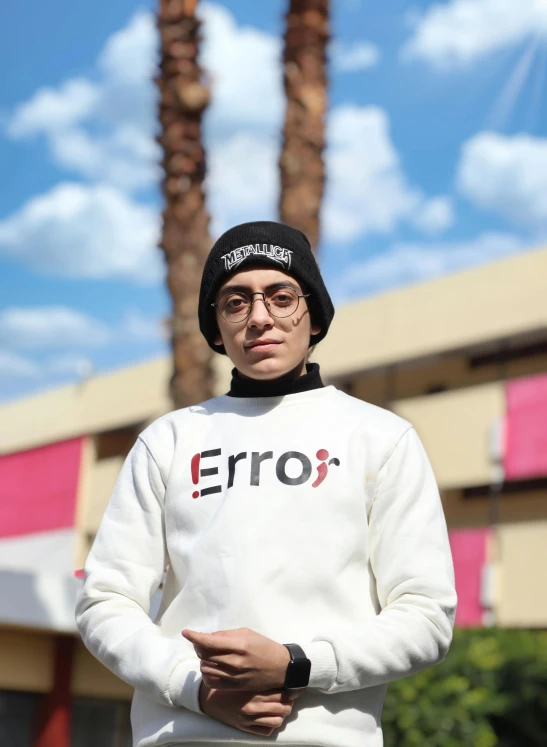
[76,221,457,747]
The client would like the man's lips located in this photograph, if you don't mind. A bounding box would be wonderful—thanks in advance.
[245,340,282,349]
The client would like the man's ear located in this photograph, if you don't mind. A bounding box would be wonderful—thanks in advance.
[213,323,223,346]
[311,323,321,336]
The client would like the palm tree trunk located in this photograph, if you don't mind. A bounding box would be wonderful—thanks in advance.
[279,0,330,253]
[156,0,214,408]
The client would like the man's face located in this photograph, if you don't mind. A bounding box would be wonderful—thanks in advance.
[213,267,321,380]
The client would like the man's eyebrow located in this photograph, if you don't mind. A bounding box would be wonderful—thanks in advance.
[218,281,302,294]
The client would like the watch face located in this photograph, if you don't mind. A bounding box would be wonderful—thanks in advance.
[286,657,311,689]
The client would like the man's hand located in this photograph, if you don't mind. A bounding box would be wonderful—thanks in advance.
[198,681,305,737]
[182,627,291,691]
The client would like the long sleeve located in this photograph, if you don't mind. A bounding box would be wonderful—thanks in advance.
[305,427,458,692]
[75,436,203,713]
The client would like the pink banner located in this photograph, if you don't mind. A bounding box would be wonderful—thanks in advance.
[0,438,83,538]
[505,374,547,480]
[448,527,489,627]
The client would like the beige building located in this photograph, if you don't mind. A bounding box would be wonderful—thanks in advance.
[1,247,546,743]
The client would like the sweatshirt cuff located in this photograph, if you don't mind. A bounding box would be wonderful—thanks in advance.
[305,640,338,690]
[168,657,204,714]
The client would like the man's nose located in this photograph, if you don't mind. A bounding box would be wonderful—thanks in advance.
[247,294,273,326]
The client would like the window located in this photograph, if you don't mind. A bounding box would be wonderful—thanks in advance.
[71,698,132,747]
[0,691,131,747]
[0,690,40,747]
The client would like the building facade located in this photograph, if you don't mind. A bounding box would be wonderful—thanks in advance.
[1,247,546,744]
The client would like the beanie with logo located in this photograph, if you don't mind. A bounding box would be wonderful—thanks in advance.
[198,221,335,355]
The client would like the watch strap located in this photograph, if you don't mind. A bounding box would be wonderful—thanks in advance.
[283,643,307,661]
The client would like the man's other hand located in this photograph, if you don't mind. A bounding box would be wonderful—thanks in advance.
[198,682,306,737]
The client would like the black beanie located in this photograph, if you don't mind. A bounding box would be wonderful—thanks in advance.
[199,221,335,355]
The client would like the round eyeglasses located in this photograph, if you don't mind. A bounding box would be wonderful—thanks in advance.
[212,288,311,323]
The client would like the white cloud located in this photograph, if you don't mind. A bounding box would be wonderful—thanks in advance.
[5,11,159,192]
[0,306,166,393]
[411,195,455,234]
[199,12,418,242]
[215,100,452,245]
[3,16,160,270]
[402,0,547,70]
[50,125,160,192]
[331,41,380,72]
[118,308,168,344]
[0,302,168,406]
[0,182,162,282]
[3,5,285,266]
[206,132,279,237]
[97,10,158,85]
[198,3,283,135]
[0,352,97,392]
[323,105,448,243]
[46,354,96,378]
[7,79,99,138]
[457,132,547,230]
[5,4,282,189]
[0,351,39,380]
[197,3,292,234]
[0,307,111,350]
[2,4,452,276]
[331,232,525,302]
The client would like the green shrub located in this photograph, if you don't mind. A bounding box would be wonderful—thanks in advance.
[381,628,547,746]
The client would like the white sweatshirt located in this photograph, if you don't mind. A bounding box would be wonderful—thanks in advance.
[75,385,457,747]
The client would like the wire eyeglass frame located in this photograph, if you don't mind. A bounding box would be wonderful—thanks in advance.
[211,289,311,323]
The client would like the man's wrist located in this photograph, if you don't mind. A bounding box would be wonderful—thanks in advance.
[198,680,212,713]
[278,642,291,687]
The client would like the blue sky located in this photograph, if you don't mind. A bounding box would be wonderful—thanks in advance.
[1,0,547,402]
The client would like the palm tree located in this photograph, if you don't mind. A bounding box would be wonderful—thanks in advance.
[156,0,214,408]
[279,0,330,253]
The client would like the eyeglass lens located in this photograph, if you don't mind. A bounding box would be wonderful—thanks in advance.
[217,288,300,321]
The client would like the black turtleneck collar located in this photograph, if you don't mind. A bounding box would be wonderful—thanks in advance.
[227,362,324,398]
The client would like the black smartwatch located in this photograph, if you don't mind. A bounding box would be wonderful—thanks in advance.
[283,643,311,690]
